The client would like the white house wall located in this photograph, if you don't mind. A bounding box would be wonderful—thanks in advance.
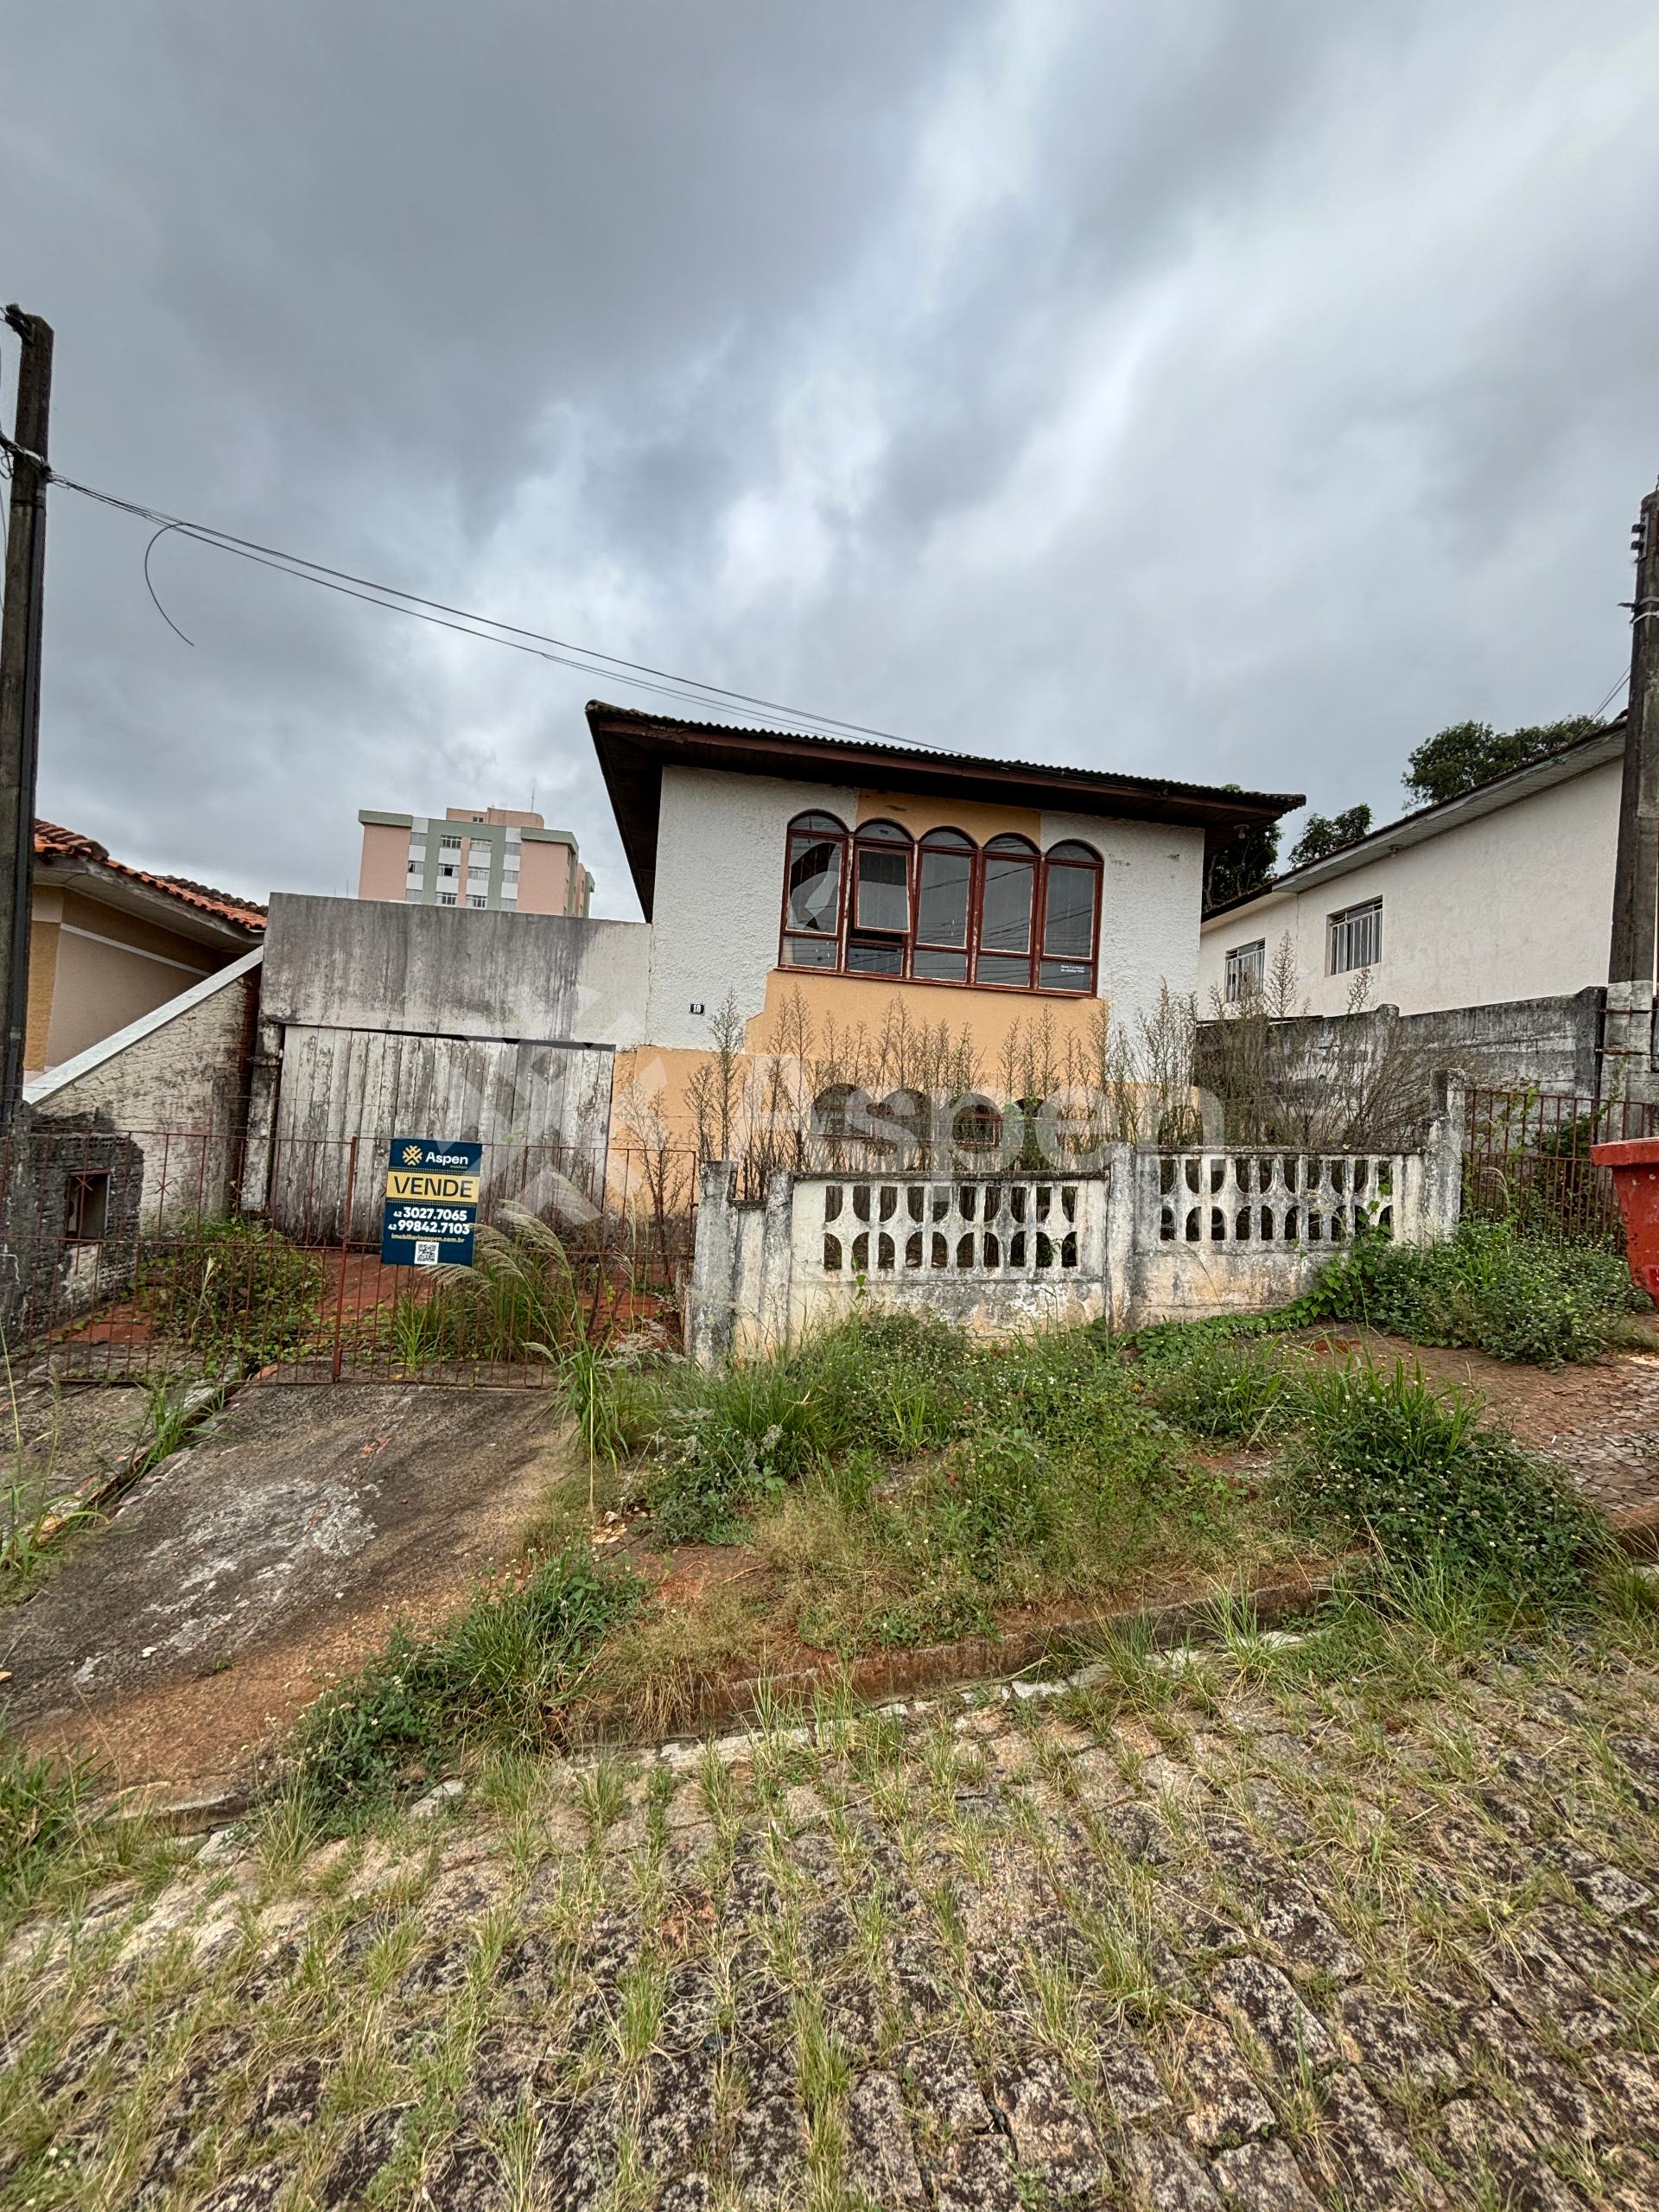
[1198,759,1621,1017]
[645,768,1210,1051]
[645,766,861,1049]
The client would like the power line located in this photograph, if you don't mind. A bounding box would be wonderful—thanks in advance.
[0,439,953,753]
[1593,666,1630,721]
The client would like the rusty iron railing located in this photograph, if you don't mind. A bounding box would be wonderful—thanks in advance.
[0,1125,702,1386]
[1462,1085,1659,1246]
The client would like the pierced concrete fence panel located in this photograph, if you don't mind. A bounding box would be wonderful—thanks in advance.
[688,1079,1466,1363]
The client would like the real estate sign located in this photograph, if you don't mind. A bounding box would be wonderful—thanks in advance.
[380,1135,481,1267]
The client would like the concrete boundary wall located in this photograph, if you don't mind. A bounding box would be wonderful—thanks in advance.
[690,1080,1466,1363]
[1196,988,1605,1108]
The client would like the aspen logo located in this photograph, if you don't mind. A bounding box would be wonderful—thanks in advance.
[402,1143,423,1166]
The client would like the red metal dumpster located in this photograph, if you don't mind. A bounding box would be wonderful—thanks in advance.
[1592,1137,1659,1300]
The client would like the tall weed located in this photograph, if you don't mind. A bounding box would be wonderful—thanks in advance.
[287,1545,641,1821]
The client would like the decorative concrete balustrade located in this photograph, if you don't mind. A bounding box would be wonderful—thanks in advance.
[686,1079,1467,1364]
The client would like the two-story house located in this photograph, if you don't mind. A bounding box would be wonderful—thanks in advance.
[588,701,1300,1152]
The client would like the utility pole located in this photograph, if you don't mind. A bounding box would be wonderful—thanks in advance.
[1605,480,1659,1099]
[0,306,52,1120]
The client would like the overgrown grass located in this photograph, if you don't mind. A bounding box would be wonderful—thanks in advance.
[620,1314,1276,1659]
[378,1214,639,1376]
[1280,1356,1608,1608]
[1300,1220,1645,1367]
[138,1216,327,1366]
[0,1733,104,1906]
[284,1544,642,1823]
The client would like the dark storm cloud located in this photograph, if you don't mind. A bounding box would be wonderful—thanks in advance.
[4,0,1657,915]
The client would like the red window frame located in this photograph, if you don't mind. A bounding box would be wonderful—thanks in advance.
[779,810,851,970]
[843,819,914,977]
[912,827,976,983]
[972,833,1040,989]
[776,816,1103,996]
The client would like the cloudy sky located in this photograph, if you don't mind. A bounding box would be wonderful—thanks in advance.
[4,2,1657,917]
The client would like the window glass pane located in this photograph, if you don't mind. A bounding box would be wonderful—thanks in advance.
[782,935,837,969]
[786,832,842,934]
[1046,840,1096,862]
[859,819,911,843]
[847,938,905,976]
[1040,958,1091,991]
[1328,900,1382,973]
[855,847,909,933]
[1226,940,1265,1000]
[976,952,1030,988]
[980,857,1033,953]
[1042,865,1096,958]
[916,847,971,946]
[912,947,968,982]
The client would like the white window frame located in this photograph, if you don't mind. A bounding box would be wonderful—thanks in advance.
[439,892,457,906]
[1327,898,1382,975]
[1224,939,1267,1001]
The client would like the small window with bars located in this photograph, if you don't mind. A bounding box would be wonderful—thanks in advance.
[1327,898,1382,974]
[1224,939,1266,1001]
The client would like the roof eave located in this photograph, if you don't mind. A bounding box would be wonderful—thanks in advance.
[1199,723,1625,926]
[588,700,1304,923]
[36,853,265,945]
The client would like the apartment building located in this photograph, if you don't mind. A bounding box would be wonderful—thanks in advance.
[356,804,593,916]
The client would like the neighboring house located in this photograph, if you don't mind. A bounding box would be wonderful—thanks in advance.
[1198,721,1625,1018]
[26,822,265,1078]
[588,701,1300,1143]
[356,804,593,915]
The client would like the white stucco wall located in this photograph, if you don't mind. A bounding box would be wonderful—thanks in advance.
[1198,759,1621,1017]
[645,766,861,1049]
[645,770,1211,1051]
[1039,810,1206,1034]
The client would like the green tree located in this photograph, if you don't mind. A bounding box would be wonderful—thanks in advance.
[1288,804,1372,869]
[1204,786,1281,909]
[1403,715,1602,807]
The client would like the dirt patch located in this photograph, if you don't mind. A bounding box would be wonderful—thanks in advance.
[1287,1321,1659,1518]
[0,1381,578,1797]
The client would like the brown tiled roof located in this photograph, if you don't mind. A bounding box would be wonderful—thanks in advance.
[34,820,267,932]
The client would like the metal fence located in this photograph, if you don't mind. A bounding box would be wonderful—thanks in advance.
[1463,1085,1658,1246]
[0,1124,702,1386]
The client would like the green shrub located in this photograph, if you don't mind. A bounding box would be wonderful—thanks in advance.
[1304,1221,1643,1367]
[142,1217,327,1363]
[288,1545,640,1818]
[1281,1357,1605,1606]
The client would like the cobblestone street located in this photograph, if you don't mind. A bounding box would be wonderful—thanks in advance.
[6,1617,1659,2210]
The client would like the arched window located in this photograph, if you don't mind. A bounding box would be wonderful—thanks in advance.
[779,811,848,969]
[776,814,1101,995]
[975,834,1039,988]
[913,828,975,982]
[846,820,912,976]
[1039,839,1102,993]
